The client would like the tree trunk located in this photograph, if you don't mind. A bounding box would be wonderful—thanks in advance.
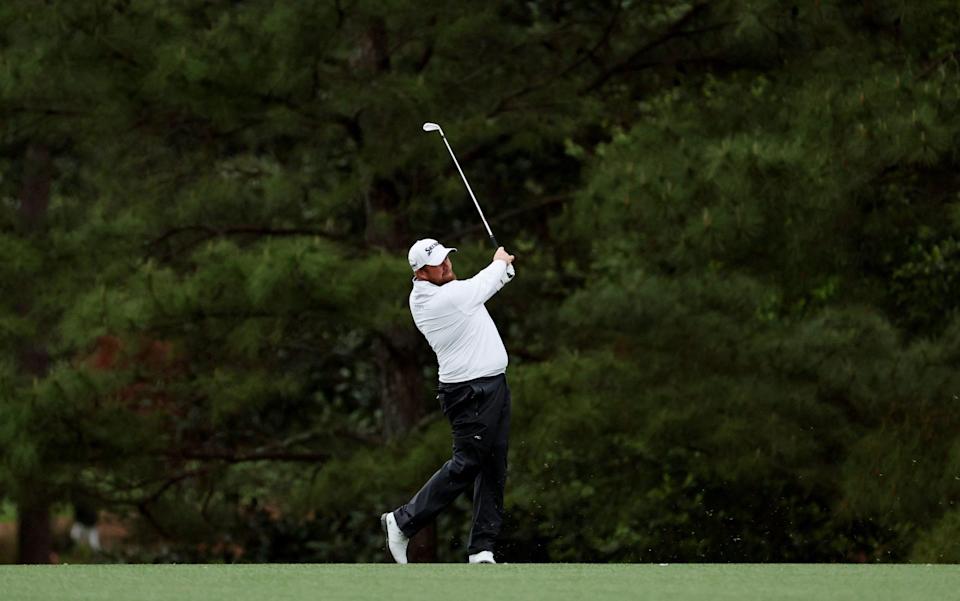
[376,329,427,439]
[16,143,53,564]
[355,18,438,560]
[374,327,438,562]
[19,144,51,223]
[365,185,437,558]
[16,503,52,564]
[406,523,437,563]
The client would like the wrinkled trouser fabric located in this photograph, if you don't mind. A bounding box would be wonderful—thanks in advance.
[393,373,511,554]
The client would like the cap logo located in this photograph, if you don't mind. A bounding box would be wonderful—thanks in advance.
[424,242,440,255]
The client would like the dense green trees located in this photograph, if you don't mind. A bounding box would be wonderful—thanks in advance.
[1,0,959,563]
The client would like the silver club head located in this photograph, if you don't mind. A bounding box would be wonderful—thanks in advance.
[422,122,441,133]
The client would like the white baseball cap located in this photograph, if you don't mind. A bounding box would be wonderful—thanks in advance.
[408,238,457,271]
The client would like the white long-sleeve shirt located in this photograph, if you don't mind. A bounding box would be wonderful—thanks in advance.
[409,260,511,383]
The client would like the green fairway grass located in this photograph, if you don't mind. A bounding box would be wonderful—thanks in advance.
[0,563,957,601]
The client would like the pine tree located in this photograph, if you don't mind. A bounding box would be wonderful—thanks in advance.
[1,0,958,563]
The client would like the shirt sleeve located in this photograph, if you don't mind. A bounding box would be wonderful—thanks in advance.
[445,260,510,315]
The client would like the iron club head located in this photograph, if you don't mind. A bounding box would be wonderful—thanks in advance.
[422,122,441,133]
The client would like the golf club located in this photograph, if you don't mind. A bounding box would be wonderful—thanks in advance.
[422,121,514,278]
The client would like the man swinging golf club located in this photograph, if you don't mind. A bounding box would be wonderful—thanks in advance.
[381,239,515,564]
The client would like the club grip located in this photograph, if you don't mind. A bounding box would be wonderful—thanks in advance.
[490,234,514,279]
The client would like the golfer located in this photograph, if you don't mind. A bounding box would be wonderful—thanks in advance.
[381,238,515,564]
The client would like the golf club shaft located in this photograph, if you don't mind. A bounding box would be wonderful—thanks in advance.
[437,133,498,249]
[425,123,514,278]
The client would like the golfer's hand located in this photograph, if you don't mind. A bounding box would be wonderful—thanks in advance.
[494,247,515,265]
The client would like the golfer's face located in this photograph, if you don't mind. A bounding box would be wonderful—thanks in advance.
[423,256,456,285]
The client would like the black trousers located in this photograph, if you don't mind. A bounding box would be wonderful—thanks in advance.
[393,373,511,554]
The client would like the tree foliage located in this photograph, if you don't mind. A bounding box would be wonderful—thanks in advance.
[1,0,959,562]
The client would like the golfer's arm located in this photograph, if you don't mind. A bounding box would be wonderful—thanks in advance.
[450,260,509,312]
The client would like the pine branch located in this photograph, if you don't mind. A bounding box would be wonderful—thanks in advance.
[171,448,329,463]
[146,224,347,257]
[580,2,719,95]
[915,50,960,81]
[137,501,173,539]
[4,105,91,118]
[165,426,382,464]
[140,467,211,506]
[414,40,434,73]
[486,3,624,118]
[447,193,570,240]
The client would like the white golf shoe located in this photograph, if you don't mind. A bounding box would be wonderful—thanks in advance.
[468,550,496,564]
[380,512,409,564]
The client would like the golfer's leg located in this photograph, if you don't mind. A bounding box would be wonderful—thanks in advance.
[393,435,483,538]
[467,379,511,554]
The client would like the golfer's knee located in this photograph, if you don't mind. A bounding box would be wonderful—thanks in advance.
[449,449,481,480]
